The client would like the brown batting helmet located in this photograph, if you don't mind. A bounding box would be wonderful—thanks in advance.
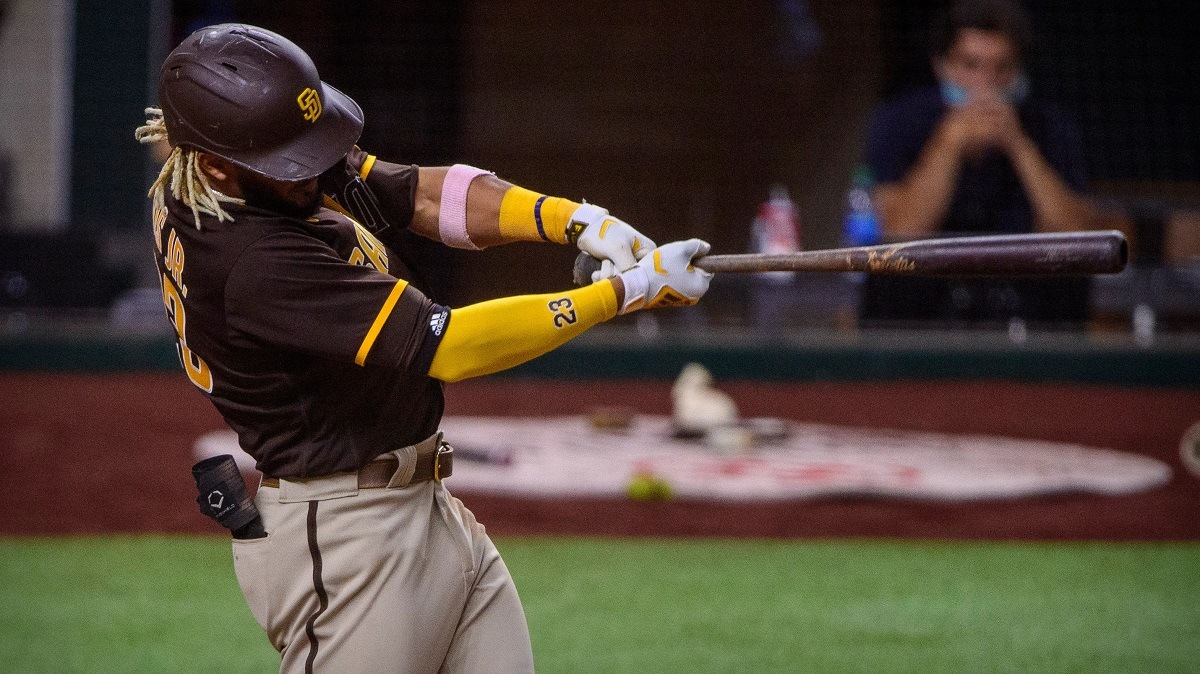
[158,24,363,182]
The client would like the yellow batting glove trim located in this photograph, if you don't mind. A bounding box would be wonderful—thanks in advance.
[428,279,617,382]
[653,249,667,274]
[359,154,378,180]
[355,279,410,366]
[644,285,697,309]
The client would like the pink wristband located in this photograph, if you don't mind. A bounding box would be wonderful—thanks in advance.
[438,164,494,249]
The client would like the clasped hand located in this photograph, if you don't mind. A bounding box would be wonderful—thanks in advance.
[569,203,655,278]
[946,94,1025,157]
[567,204,711,313]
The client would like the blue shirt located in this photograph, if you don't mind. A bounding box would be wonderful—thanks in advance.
[866,85,1088,234]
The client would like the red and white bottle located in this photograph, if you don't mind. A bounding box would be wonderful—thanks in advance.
[751,184,801,281]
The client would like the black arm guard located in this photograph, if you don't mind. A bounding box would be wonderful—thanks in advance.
[318,156,391,235]
[192,455,266,539]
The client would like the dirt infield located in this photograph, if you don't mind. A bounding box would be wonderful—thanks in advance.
[2,373,1197,540]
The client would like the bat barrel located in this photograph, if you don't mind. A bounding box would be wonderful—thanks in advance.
[856,230,1128,277]
[571,230,1128,284]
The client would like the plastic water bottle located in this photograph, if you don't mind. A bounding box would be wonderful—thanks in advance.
[843,166,880,247]
[752,184,801,282]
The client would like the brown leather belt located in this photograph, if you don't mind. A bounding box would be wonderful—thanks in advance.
[260,443,453,489]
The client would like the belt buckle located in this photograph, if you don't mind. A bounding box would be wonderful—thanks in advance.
[433,443,452,482]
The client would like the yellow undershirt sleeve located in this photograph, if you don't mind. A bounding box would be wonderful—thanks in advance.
[428,279,619,382]
[358,154,377,180]
[497,186,581,244]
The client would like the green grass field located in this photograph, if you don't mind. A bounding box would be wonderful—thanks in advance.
[1,536,1197,673]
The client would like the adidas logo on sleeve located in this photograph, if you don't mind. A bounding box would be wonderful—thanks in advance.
[429,310,449,336]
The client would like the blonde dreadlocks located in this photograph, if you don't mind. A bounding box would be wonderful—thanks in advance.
[135,107,241,229]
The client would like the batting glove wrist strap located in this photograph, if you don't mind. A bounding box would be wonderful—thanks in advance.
[616,265,650,314]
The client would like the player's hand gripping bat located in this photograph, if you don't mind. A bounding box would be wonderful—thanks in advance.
[573,230,1127,286]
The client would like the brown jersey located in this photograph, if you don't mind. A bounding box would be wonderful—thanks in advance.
[152,152,450,478]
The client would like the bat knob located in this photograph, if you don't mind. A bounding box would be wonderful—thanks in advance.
[573,252,604,286]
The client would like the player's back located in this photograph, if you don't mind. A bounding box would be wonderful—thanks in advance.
[152,195,446,478]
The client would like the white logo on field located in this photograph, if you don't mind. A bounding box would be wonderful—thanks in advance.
[429,310,448,336]
[434,415,1172,502]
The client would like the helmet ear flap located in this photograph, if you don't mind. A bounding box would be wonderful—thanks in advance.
[158,23,363,182]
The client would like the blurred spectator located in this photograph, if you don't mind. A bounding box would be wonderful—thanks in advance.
[870,0,1096,237]
[860,0,1096,327]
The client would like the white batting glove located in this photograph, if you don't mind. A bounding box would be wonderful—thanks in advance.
[590,258,621,284]
[569,203,656,276]
[616,239,713,314]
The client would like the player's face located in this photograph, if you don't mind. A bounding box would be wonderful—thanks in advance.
[239,172,323,218]
[938,28,1019,96]
[197,152,323,218]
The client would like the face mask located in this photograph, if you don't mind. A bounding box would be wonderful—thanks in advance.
[940,71,1030,107]
[940,81,969,107]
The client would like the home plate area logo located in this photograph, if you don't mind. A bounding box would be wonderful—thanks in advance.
[693,456,920,486]
[192,416,1171,502]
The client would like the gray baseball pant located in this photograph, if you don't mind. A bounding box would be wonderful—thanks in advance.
[231,445,534,673]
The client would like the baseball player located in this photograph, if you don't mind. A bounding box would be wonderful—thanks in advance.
[136,24,712,673]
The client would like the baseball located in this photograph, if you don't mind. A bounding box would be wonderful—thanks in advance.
[627,473,674,501]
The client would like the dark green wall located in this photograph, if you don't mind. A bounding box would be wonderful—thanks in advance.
[70,0,156,231]
[3,330,1198,388]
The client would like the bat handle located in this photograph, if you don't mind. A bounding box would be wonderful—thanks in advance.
[573,252,604,286]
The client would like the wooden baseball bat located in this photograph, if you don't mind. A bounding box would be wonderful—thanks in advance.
[573,230,1127,286]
